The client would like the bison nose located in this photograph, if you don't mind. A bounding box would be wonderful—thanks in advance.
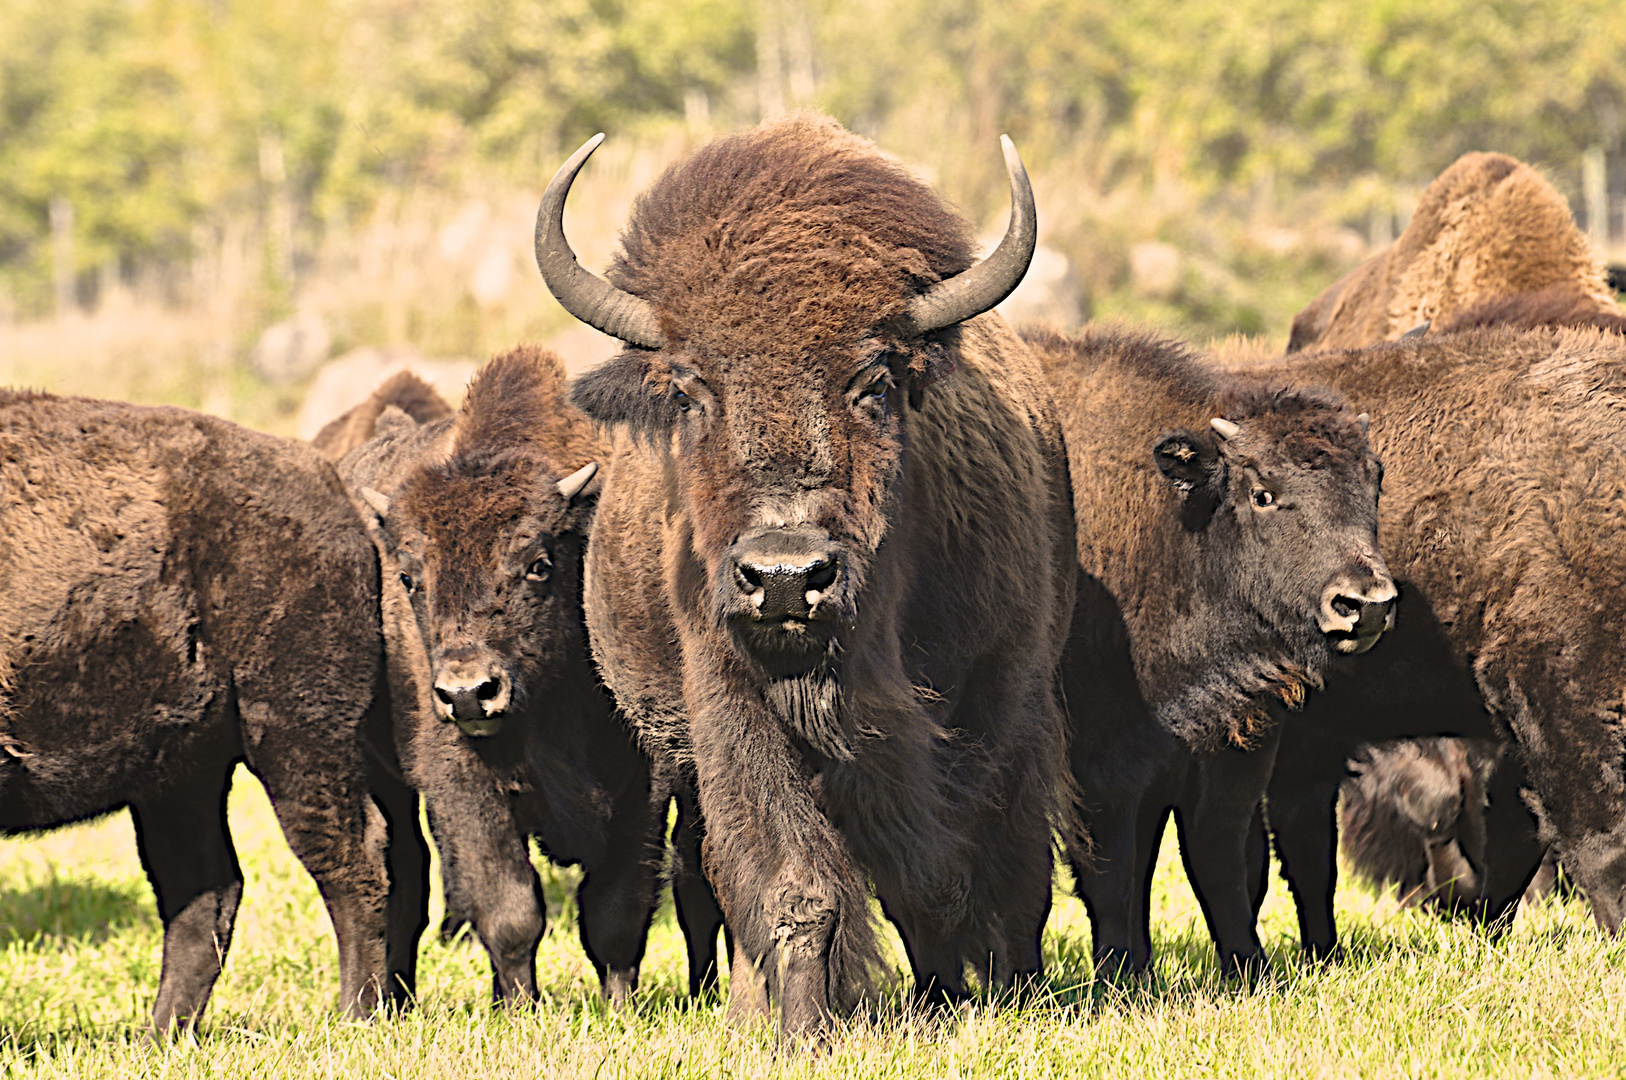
[432,668,511,730]
[733,552,841,620]
[1318,571,1398,654]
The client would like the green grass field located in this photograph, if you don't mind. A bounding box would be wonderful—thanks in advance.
[0,765,1620,1078]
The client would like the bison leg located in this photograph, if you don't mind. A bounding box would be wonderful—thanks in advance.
[1471,748,1544,926]
[689,682,870,1041]
[1074,780,1169,981]
[372,764,428,1004]
[424,801,474,944]
[243,732,394,1018]
[671,783,726,996]
[423,789,545,1003]
[130,766,243,1036]
[575,782,663,1005]
[1263,768,1344,960]
[1176,724,1282,977]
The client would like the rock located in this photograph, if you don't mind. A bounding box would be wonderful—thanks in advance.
[250,311,332,383]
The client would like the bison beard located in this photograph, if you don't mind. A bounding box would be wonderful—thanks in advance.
[763,671,851,761]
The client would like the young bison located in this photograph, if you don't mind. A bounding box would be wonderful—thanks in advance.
[0,391,426,1033]
[338,347,725,1002]
[1027,326,1393,977]
[542,116,1077,1036]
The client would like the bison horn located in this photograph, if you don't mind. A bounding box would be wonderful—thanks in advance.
[556,461,599,501]
[1356,412,1370,434]
[535,134,666,349]
[359,486,391,518]
[1210,417,1241,440]
[1399,319,1430,341]
[897,135,1038,337]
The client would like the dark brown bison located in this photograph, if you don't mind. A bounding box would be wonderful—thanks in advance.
[1228,327,1626,943]
[1262,176,1626,956]
[1025,325,1394,976]
[539,115,1076,1036]
[336,347,725,1002]
[0,391,426,1033]
[1288,152,1624,353]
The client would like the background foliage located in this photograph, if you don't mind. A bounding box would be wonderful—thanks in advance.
[1,0,1624,408]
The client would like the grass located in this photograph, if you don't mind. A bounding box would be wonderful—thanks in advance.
[0,767,1620,1078]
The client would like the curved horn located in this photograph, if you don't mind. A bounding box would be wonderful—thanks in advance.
[359,486,391,518]
[556,461,599,501]
[535,134,665,349]
[899,135,1038,337]
[1210,417,1241,440]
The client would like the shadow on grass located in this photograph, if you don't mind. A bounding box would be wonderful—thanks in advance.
[0,870,153,945]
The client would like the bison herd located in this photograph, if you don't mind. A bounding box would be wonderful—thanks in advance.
[3,114,1626,1041]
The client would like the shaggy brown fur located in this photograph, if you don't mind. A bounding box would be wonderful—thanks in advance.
[338,345,725,1003]
[1341,738,1493,909]
[1287,152,1623,352]
[312,371,457,460]
[571,115,1076,1035]
[1231,328,1626,934]
[1027,325,1390,976]
[0,392,426,1033]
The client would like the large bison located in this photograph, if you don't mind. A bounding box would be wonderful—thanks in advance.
[334,347,726,1002]
[0,391,426,1033]
[1287,152,1624,353]
[1230,326,1626,946]
[538,115,1077,1035]
[1024,325,1394,976]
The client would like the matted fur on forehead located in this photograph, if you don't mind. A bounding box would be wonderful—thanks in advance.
[1217,384,1369,471]
[606,113,977,350]
[397,344,601,537]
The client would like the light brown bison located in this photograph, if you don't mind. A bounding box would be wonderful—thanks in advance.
[0,391,426,1033]
[334,349,725,1002]
[311,370,455,461]
[1288,152,1624,353]
[1026,325,1394,976]
[540,115,1076,1036]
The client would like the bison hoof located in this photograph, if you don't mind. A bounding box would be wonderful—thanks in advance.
[601,967,639,1007]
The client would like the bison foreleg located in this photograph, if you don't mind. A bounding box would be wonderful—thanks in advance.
[671,783,726,996]
[575,782,663,1004]
[130,767,243,1037]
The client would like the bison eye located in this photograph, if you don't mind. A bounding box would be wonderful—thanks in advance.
[861,372,891,399]
[672,389,692,413]
[399,571,416,593]
[1250,487,1276,510]
[526,556,552,582]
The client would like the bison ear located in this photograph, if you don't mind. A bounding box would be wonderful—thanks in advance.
[569,351,675,436]
[1152,429,1226,532]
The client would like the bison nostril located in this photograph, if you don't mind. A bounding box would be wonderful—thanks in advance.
[1331,596,1361,622]
[805,557,838,595]
[475,678,502,702]
[735,562,764,594]
[434,686,455,706]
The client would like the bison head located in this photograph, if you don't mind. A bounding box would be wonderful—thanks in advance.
[363,352,602,739]
[539,117,1035,754]
[1152,392,1396,669]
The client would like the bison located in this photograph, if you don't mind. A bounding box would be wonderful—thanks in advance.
[1287,151,1624,353]
[1024,325,1394,976]
[538,115,1077,1036]
[0,390,426,1033]
[335,347,725,1002]
[1339,737,1494,910]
